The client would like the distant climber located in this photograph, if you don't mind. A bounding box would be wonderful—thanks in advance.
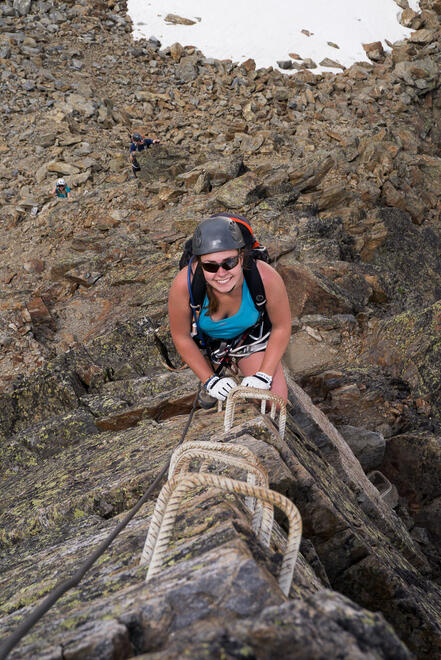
[129,132,160,178]
[168,216,292,408]
[51,178,72,200]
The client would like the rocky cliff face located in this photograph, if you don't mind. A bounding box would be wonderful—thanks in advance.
[1,0,441,658]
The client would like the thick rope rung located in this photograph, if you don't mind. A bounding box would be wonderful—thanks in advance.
[224,386,286,439]
[141,443,273,564]
[169,440,267,515]
[144,473,302,597]
[169,446,273,544]
[169,441,263,479]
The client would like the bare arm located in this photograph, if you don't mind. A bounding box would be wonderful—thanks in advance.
[168,268,214,384]
[255,260,291,377]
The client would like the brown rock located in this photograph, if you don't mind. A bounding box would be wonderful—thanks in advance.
[215,172,261,209]
[400,8,419,28]
[284,331,338,378]
[241,58,256,72]
[194,171,211,194]
[164,13,197,26]
[177,168,203,189]
[157,186,184,203]
[277,262,353,318]
[64,268,103,287]
[300,183,351,211]
[409,28,438,44]
[289,155,334,192]
[26,297,52,324]
[240,134,265,153]
[363,274,388,303]
[320,58,345,70]
[382,181,426,225]
[170,42,184,62]
[23,259,45,274]
[46,161,80,176]
[362,41,385,62]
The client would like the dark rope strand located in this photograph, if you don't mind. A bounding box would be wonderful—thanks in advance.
[0,386,201,660]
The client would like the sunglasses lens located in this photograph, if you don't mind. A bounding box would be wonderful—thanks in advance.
[223,257,239,270]
[200,262,218,273]
[201,256,239,273]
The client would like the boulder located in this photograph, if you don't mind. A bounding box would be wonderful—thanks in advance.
[46,161,80,176]
[284,330,339,378]
[276,261,354,318]
[362,41,386,62]
[13,0,32,16]
[165,13,196,25]
[382,432,441,507]
[136,145,192,181]
[25,296,53,325]
[176,55,199,82]
[394,57,440,93]
[338,425,386,472]
[170,42,184,62]
[319,58,345,70]
[215,171,262,209]
[381,180,426,225]
[409,28,438,44]
[65,93,96,117]
[203,155,243,187]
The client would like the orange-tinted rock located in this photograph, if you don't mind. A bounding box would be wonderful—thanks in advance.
[277,262,353,318]
[26,296,52,324]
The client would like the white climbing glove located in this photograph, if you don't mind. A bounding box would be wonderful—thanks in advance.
[241,372,272,390]
[204,375,237,401]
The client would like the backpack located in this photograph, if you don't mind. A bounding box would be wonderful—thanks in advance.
[179,214,270,350]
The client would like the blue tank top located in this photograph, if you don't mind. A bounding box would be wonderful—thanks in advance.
[198,279,259,339]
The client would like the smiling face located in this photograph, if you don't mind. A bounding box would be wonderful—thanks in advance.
[199,249,243,294]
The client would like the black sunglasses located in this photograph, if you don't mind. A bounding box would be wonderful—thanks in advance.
[200,255,240,273]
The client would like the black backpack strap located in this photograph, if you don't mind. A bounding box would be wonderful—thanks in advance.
[244,260,266,311]
[190,262,206,310]
[179,238,194,270]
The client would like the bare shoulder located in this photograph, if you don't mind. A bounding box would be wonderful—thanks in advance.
[255,259,285,290]
[169,266,189,297]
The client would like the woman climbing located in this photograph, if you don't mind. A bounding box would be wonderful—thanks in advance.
[168,216,292,406]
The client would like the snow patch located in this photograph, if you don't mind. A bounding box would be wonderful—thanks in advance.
[127,0,421,73]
